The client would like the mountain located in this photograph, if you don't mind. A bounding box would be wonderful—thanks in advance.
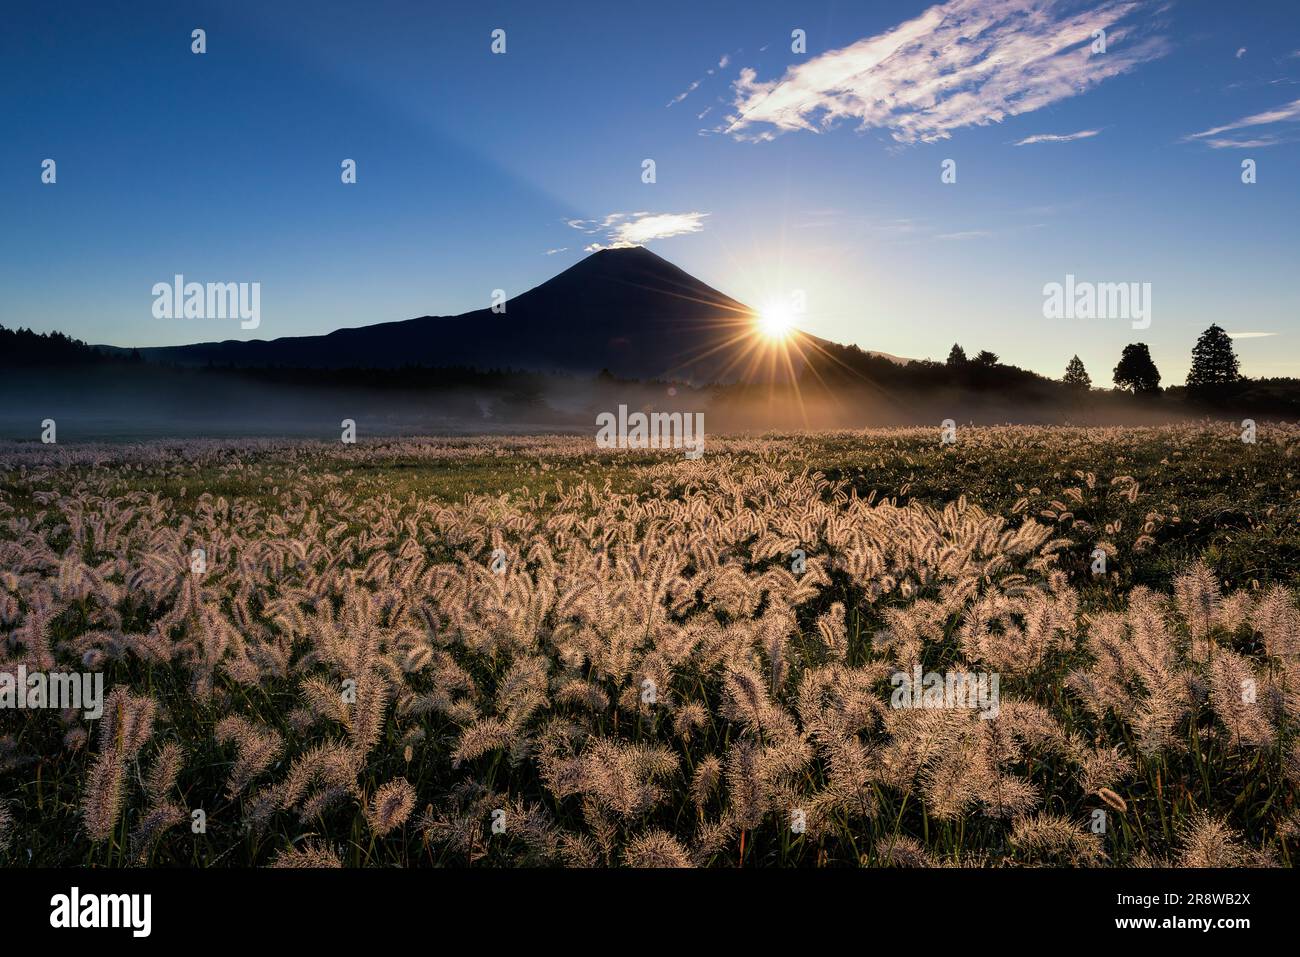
[118,247,834,385]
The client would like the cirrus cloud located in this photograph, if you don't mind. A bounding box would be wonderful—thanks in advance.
[719,0,1169,145]
[1185,97,1300,148]
[1014,128,1102,145]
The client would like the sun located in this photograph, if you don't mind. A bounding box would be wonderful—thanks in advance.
[758,302,795,340]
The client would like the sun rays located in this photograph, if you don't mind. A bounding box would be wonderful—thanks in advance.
[758,302,795,340]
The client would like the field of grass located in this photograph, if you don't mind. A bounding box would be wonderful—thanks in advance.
[2,424,1299,867]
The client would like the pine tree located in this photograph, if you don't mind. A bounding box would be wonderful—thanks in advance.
[1113,343,1161,394]
[1186,324,1240,390]
[1063,355,1091,390]
[946,344,967,366]
[973,350,999,367]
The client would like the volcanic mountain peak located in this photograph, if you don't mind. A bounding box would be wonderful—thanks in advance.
[117,247,806,383]
[512,245,746,314]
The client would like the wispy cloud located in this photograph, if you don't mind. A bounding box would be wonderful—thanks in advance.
[544,247,568,256]
[1201,135,1282,149]
[1013,128,1102,145]
[567,211,709,251]
[862,217,926,239]
[667,52,737,107]
[719,0,1168,144]
[1185,97,1300,147]
[935,230,994,240]
[667,80,701,107]
[1227,331,1278,339]
[790,208,845,229]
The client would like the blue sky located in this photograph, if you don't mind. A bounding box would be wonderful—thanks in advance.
[2,0,1298,381]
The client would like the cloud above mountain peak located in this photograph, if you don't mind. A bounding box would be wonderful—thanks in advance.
[567,211,709,251]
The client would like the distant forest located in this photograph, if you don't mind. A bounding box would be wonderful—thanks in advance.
[800,334,1300,418]
[4,323,1300,419]
[0,325,140,366]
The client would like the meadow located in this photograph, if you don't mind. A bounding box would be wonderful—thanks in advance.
[1,423,1298,867]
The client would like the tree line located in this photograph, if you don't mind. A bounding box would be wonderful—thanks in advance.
[0,325,141,367]
[949,324,1244,397]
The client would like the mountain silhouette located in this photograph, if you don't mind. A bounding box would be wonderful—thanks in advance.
[122,247,826,384]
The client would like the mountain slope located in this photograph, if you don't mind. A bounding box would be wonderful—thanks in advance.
[125,247,812,384]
